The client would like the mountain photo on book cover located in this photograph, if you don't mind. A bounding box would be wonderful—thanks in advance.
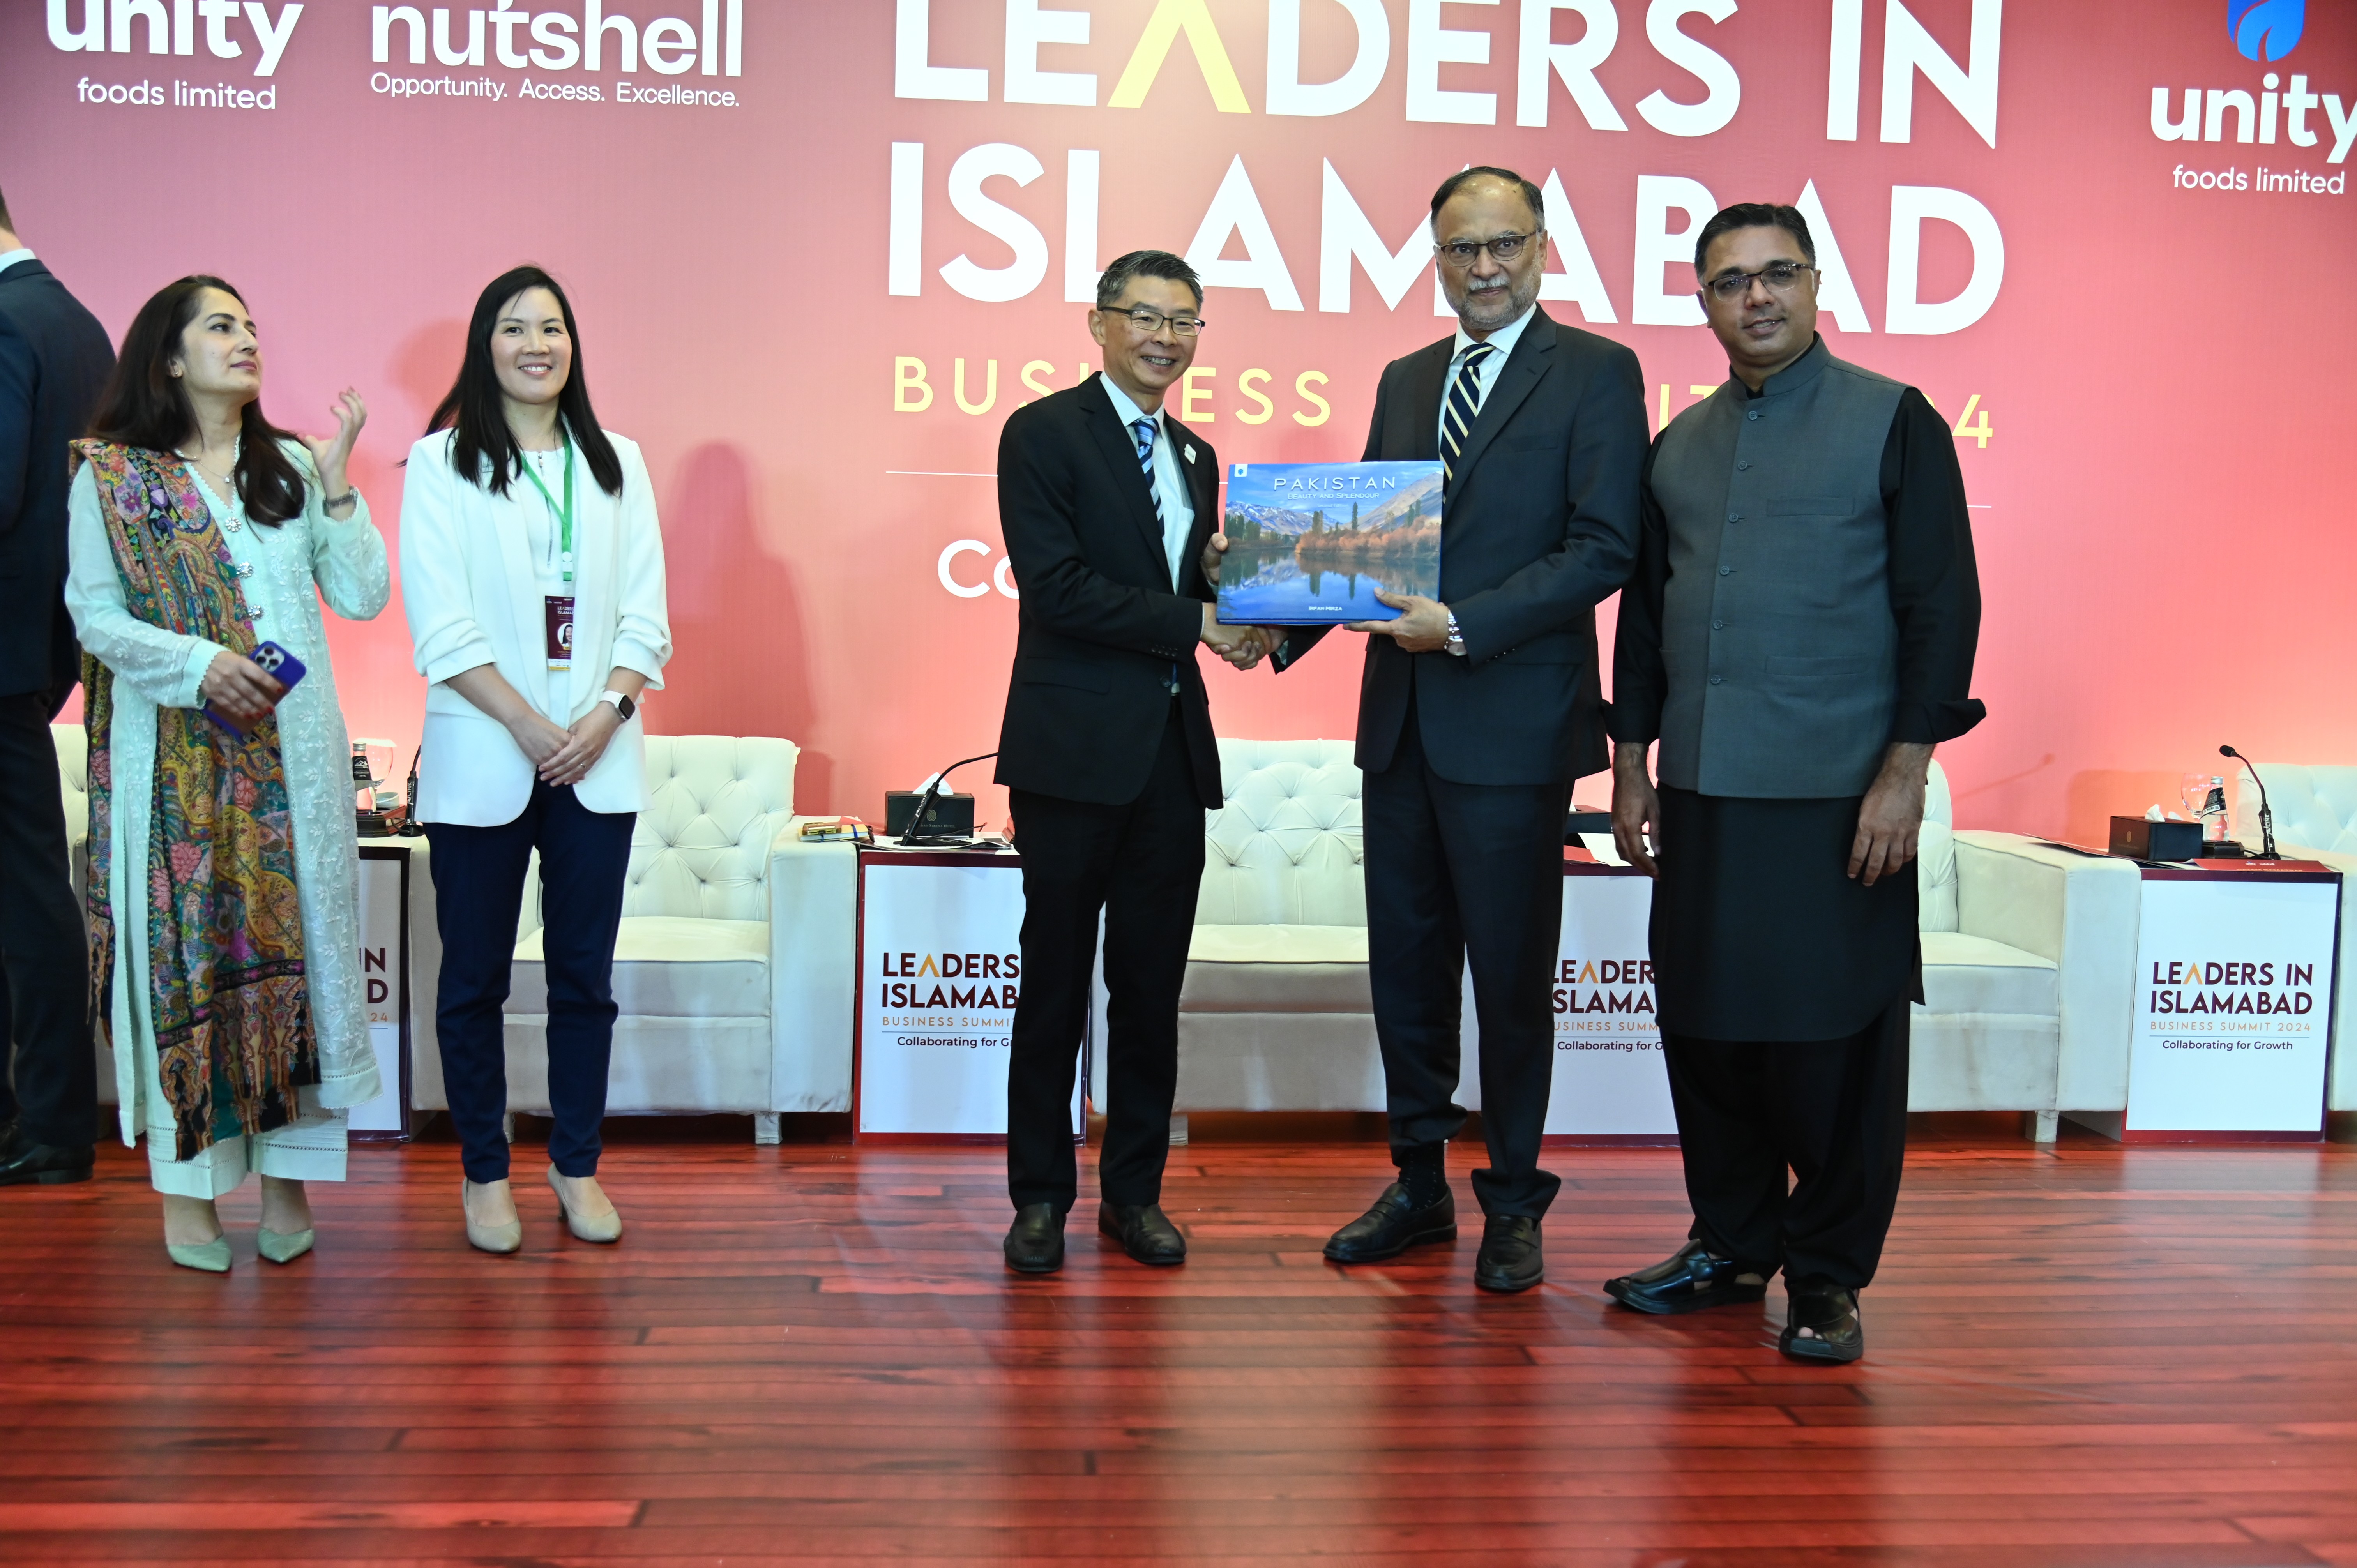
[1216,461,1443,625]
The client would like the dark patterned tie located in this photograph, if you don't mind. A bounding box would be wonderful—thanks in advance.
[1134,416,1182,694]
[1441,341,1497,484]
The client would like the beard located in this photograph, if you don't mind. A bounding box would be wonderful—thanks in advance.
[1454,267,1540,334]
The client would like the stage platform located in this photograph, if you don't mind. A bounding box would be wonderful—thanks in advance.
[2,1117,2353,1565]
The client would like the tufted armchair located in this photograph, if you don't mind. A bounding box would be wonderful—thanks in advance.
[1094,739,1382,1111]
[406,734,857,1135]
[1087,745,2139,1138]
[2235,764,2357,1111]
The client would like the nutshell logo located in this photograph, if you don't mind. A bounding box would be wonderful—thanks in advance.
[2231,0,2305,63]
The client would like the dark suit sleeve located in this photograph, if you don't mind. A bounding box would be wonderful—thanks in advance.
[1448,339,1647,662]
[0,322,31,549]
[1606,439,1670,745]
[998,404,1202,659]
[1883,388,1985,744]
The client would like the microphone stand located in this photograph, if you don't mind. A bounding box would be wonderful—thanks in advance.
[899,751,998,847]
[2219,744,2279,860]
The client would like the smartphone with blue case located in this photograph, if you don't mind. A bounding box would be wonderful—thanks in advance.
[204,640,306,736]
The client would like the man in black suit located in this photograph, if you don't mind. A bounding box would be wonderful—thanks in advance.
[993,250,1260,1274]
[1248,168,1647,1290]
[0,188,115,1187]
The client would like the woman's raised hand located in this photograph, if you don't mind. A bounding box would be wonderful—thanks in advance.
[301,388,368,507]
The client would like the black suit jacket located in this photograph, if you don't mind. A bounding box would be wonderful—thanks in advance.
[0,258,115,702]
[1276,305,1647,786]
[994,374,1223,810]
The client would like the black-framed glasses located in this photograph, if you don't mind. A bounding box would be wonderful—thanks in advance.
[1434,231,1542,269]
[1101,306,1205,337]
[1703,261,1817,301]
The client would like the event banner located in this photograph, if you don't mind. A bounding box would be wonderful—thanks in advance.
[2124,867,2338,1138]
[7,2,2353,838]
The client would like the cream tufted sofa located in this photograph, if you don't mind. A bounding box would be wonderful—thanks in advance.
[2235,764,2357,1112]
[406,734,861,1134]
[1091,741,2140,1139]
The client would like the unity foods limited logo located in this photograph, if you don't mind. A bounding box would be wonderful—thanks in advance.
[2231,0,2304,63]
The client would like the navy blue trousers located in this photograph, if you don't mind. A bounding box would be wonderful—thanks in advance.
[426,780,634,1184]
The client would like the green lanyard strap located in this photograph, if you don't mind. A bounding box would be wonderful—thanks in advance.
[517,429,575,584]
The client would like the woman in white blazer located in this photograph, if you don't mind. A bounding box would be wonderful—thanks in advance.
[399,266,670,1254]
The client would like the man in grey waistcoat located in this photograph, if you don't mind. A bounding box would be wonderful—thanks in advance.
[1602,203,1983,1363]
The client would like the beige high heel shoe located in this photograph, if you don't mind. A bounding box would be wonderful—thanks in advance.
[463,1178,523,1254]
[547,1164,622,1243]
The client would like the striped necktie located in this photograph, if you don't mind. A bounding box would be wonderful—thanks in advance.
[1440,341,1497,484]
[1134,416,1182,695]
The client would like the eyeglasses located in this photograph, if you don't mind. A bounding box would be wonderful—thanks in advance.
[1703,261,1817,302]
[1101,306,1205,337]
[1434,231,1542,269]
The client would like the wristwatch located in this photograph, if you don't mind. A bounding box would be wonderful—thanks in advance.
[598,689,637,721]
[1444,611,1467,658]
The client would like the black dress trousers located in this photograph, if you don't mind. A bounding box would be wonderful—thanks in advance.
[1362,694,1571,1219]
[0,691,94,1148]
[1005,704,1204,1213]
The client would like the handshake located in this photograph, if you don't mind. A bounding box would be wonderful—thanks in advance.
[1196,531,1284,671]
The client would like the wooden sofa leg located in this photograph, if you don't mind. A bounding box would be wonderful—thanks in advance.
[2023,1110,2060,1144]
[753,1113,782,1146]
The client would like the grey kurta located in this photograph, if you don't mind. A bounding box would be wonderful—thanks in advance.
[1611,339,1983,1040]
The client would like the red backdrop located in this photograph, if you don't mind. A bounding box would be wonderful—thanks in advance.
[8,0,2352,840]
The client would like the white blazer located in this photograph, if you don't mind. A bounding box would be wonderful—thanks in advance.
[399,425,672,827]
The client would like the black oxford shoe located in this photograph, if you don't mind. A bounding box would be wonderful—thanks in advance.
[0,1133,94,1187]
[1098,1202,1186,1266]
[1604,1239,1771,1315]
[1003,1203,1066,1274]
[1474,1214,1544,1293]
[1780,1285,1865,1364]
[1324,1181,1457,1264]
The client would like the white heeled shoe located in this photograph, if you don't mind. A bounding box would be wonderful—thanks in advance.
[547,1165,622,1243]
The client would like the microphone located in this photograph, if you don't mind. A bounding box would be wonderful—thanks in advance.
[2219,745,2279,860]
[900,751,997,846]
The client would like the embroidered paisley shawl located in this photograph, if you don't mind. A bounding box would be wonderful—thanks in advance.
[74,440,316,1160]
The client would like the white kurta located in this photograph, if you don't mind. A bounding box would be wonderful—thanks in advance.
[65,442,389,1193]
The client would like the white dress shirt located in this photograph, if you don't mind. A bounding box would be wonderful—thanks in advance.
[1098,373,1196,590]
[1436,302,1537,453]
[0,247,35,274]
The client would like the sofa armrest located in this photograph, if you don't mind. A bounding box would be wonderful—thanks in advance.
[1954,831,2141,1112]
[2279,843,2357,1113]
[767,819,858,1114]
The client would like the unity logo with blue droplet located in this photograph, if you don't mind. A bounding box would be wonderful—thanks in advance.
[2231,0,2305,62]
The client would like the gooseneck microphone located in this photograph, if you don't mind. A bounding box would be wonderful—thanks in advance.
[901,752,998,846]
[2219,745,2279,860]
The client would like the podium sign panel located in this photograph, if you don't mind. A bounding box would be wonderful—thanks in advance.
[2125,865,2340,1140]
[856,851,1083,1141]
[348,848,413,1139]
[1548,860,1676,1140]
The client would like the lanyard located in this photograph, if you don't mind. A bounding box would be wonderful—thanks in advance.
[517,431,575,584]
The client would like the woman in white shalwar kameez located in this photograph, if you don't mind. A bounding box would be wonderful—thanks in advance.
[64,275,386,1272]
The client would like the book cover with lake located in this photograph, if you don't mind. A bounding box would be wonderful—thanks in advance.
[1215,461,1444,625]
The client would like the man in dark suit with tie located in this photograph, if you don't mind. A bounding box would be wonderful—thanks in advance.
[0,187,115,1187]
[1250,168,1647,1290]
[993,250,1260,1274]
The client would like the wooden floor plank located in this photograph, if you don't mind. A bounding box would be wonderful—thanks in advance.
[0,1131,2351,1563]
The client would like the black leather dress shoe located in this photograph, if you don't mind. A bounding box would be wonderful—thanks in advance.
[1098,1202,1186,1266]
[1474,1215,1544,1293]
[1604,1239,1771,1315]
[1780,1285,1865,1364]
[0,1132,94,1187]
[1003,1203,1066,1274]
[1323,1182,1456,1264]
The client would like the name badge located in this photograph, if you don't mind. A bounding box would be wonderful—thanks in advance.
[544,595,575,668]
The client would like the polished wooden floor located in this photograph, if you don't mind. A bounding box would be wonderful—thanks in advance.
[2,1116,2353,1566]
